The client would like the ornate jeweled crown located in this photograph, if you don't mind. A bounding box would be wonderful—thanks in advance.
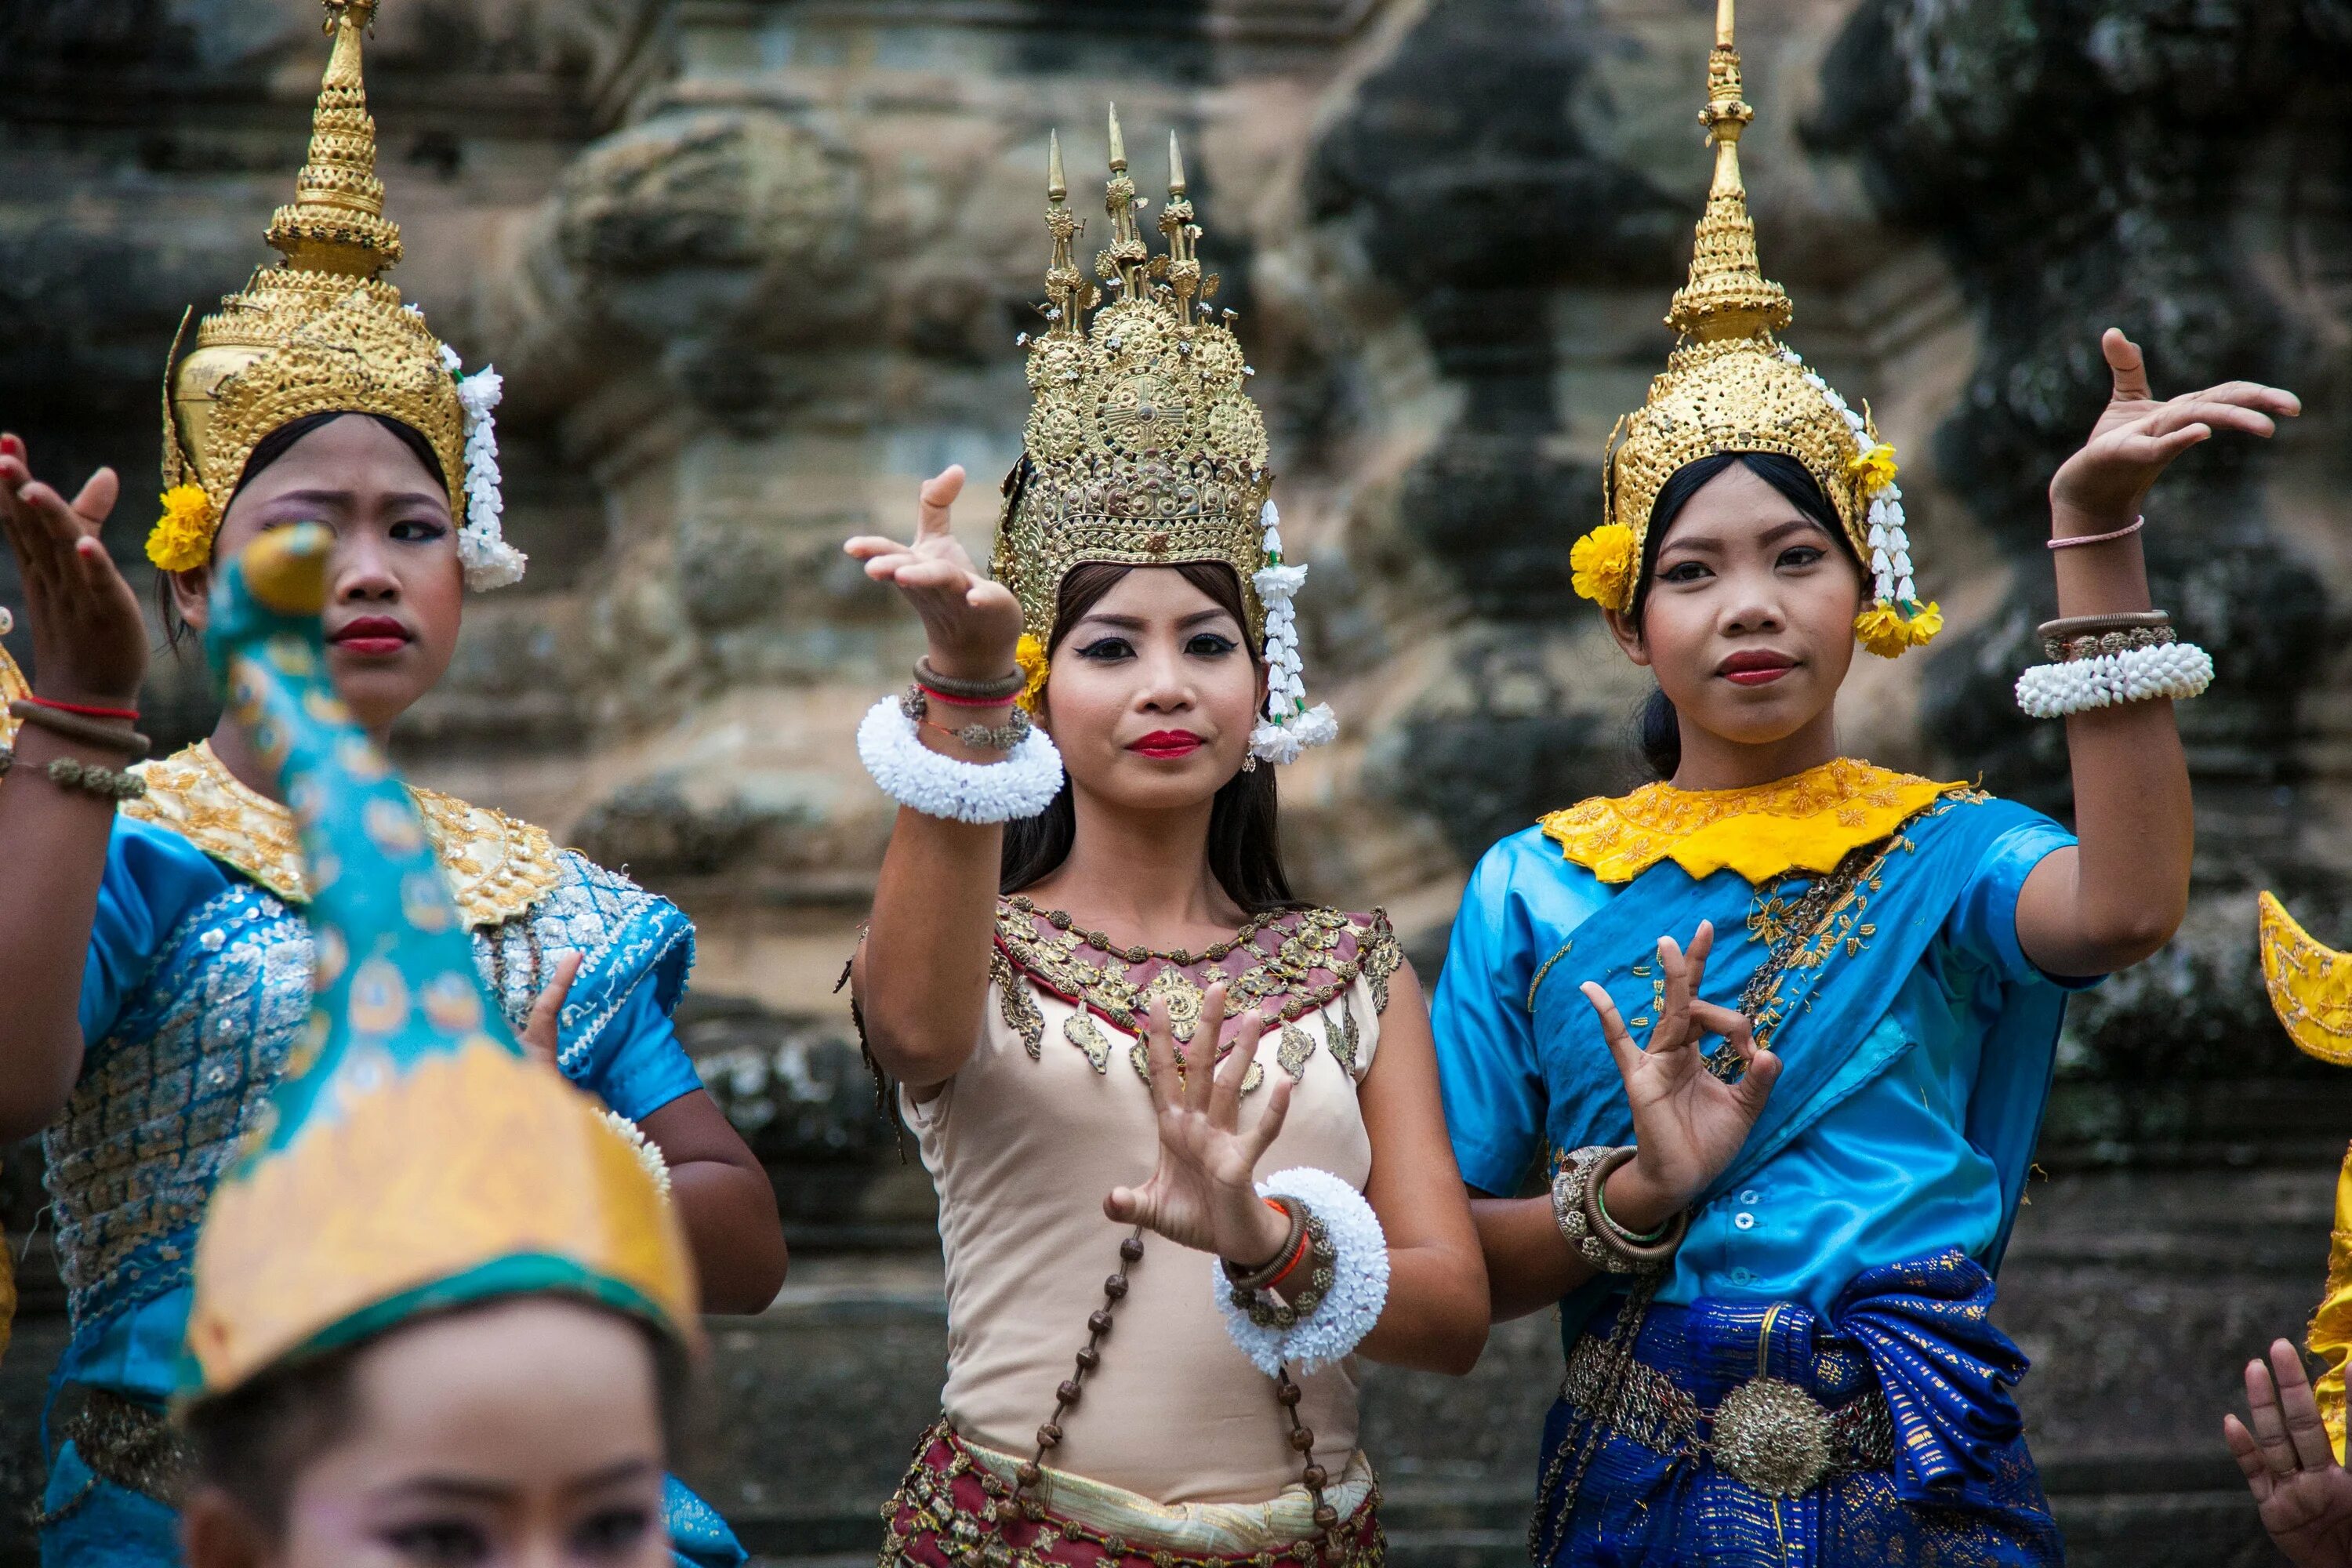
[994,112,1333,763]
[152,0,522,591]
[1573,0,1938,659]
[183,527,691,1401]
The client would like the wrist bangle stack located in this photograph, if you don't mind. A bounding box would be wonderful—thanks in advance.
[1227,1200,1335,1330]
[913,657,1025,703]
[2013,610,2212,718]
[1223,1197,1309,1293]
[1552,1145,1688,1275]
[1214,1167,1391,1376]
[898,685,1033,753]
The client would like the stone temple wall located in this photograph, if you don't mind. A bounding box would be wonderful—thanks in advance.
[4,1,2352,1563]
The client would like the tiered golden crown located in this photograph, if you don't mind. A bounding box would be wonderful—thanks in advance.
[1576,0,1937,657]
[993,111,1276,649]
[152,0,522,590]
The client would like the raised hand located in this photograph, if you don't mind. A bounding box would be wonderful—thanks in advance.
[2226,1339,2352,1568]
[1105,982,1295,1268]
[518,950,583,1069]
[843,465,1025,682]
[1578,921,1779,1227]
[0,434,143,707]
[2049,328,2300,529]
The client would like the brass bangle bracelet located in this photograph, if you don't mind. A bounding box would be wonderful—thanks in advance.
[7,701,151,762]
[1222,1197,1306,1293]
[912,656,1025,702]
[1580,1146,1689,1269]
[2034,610,2171,643]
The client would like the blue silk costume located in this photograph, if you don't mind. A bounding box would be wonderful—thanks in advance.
[1432,778,2094,1567]
[36,808,743,1568]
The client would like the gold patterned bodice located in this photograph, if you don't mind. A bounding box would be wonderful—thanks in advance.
[1540,758,1976,886]
[122,741,559,927]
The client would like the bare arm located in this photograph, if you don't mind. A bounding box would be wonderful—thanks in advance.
[1352,962,1489,1374]
[844,466,1027,1094]
[1464,924,1776,1323]
[2016,331,2298,977]
[0,436,141,1141]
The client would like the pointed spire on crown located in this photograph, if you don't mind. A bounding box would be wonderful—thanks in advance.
[1664,0,1792,342]
[266,0,404,278]
[1042,129,1088,338]
[1160,130,1203,323]
[1096,103,1150,296]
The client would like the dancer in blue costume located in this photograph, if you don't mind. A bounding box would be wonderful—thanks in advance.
[0,6,780,1562]
[1428,3,2299,1563]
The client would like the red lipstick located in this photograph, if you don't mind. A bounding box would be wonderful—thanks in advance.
[328,615,412,658]
[1130,729,1205,760]
[1719,649,1797,687]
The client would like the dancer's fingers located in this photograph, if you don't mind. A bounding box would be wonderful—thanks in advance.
[2224,1414,2277,1502]
[1208,994,1259,1128]
[1243,1073,1293,1167]
[69,466,118,528]
[2270,1340,2336,1472]
[916,466,966,539]
[1582,983,1641,1081]
[1141,998,1183,1112]
[2245,1355,2302,1477]
[2102,328,2153,403]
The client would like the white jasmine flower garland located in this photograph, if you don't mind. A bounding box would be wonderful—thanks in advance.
[439,343,528,590]
[1214,1165,1389,1376]
[1248,501,1338,764]
[856,696,1065,822]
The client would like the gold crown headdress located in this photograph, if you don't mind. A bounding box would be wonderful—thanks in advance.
[151,0,524,592]
[1571,0,1938,659]
[994,112,1334,762]
[182,528,688,1401]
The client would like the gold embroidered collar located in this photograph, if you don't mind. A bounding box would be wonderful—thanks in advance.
[1541,757,1972,885]
[122,741,562,928]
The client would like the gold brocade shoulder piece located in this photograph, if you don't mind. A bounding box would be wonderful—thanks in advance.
[1540,757,1974,886]
[122,742,560,928]
[2258,891,2352,1067]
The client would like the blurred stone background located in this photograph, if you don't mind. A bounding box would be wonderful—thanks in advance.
[3,0,2351,1563]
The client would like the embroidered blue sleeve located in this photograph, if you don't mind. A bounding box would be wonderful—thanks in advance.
[79,817,231,1043]
[582,978,706,1123]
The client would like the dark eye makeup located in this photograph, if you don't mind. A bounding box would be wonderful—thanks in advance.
[382,1517,490,1567]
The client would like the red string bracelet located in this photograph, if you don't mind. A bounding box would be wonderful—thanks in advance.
[1261,1202,1316,1294]
[917,682,1019,708]
[22,693,139,721]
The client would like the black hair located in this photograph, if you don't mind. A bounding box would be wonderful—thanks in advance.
[1628,451,1857,781]
[999,559,1301,914]
[183,1296,688,1539]
[156,411,448,652]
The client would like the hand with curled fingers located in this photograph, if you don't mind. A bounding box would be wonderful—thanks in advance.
[0,433,143,708]
[1105,981,1296,1270]
[517,951,583,1070]
[1577,920,1779,1232]
[2226,1338,2352,1568]
[2049,328,2300,531]
[842,465,1025,684]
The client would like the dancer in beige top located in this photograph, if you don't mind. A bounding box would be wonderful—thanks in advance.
[844,116,1487,1568]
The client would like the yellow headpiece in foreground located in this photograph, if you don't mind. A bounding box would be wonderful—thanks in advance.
[1572,0,1938,659]
[994,113,1333,762]
[152,0,523,591]
[182,528,688,1401]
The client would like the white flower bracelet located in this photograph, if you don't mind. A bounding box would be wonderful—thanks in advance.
[2015,639,2213,719]
[1214,1165,1389,1375]
[856,694,1065,823]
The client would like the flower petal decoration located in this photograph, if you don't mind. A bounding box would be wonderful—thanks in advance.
[148,485,217,572]
[1570,523,1639,610]
[1847,443,1900,495]
[1014,632,1050,714]
[1854,599,1943,659]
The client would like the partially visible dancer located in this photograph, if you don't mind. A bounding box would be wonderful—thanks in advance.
[2227,1339,2352,1568]
[0,5,775,1560]
[165,525,701,1568]
[844,115,1486,1568]
[1430,2,2296,1563]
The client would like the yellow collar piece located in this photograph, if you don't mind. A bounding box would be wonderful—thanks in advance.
[124,742,561,928]
[1541,757,1969,885]
[2259,891,2352,1068]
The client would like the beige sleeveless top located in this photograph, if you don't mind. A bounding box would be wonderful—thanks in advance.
[907,898,1404,1505]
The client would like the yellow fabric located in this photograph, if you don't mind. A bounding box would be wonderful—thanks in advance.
[2310,1141,2352,1463]
[2259,892,2352,1067]
[187,1037,698,1393]
[0,630,24,749]
[122,742,560,928]
[1541,757,1970,886]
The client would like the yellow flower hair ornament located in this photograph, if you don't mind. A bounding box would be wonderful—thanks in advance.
[148,484,216,572]
[1570,523,1639,612]
[1014,633,1050,713]
[1855,599,1943,659]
